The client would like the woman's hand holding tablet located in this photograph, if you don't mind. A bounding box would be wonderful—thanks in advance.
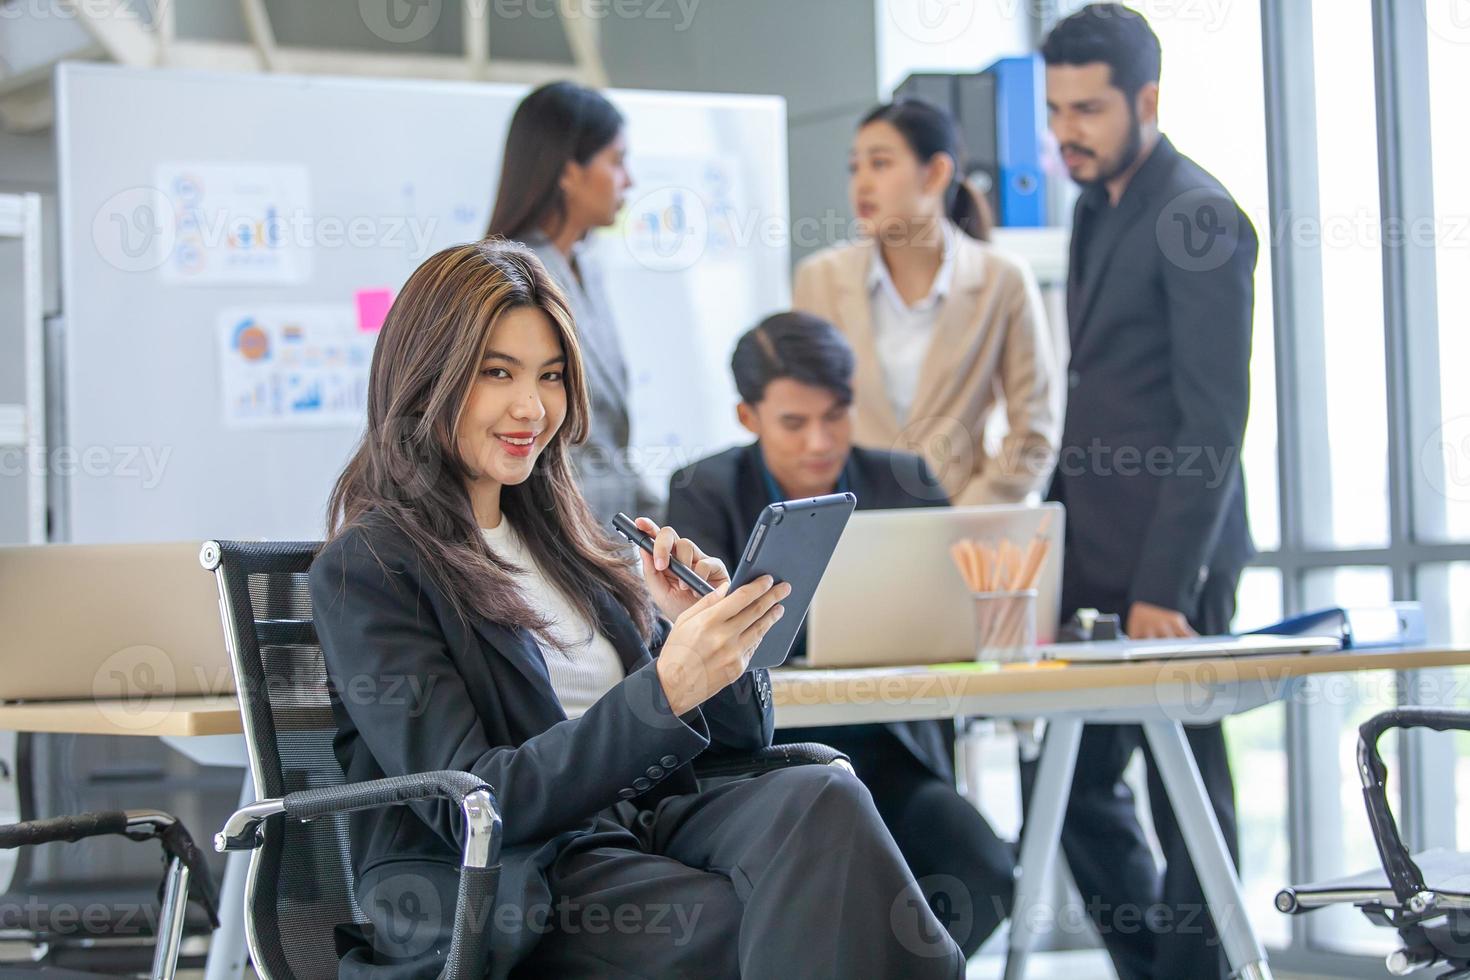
[619,494,853,712]
[622,516,791,716]
[656,574,790,715]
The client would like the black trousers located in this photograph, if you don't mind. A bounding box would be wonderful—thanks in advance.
[1021,569,1241,980]
[777,723,1015,957]
[512,764,966,979]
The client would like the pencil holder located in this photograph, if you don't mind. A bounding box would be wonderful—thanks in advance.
[973,589,1039,664]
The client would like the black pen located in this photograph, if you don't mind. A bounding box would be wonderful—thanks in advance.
[611,513,715,597]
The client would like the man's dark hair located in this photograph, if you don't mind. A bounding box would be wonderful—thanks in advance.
[731,311,855,406]
[1040,3,1162,103]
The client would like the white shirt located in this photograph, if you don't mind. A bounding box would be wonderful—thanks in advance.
[867,222,957,424]
[481,518,625,720]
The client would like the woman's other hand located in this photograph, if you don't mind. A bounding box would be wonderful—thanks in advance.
[633,517,730,621]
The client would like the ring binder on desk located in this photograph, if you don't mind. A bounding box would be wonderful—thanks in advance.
[1248,603,1426,650]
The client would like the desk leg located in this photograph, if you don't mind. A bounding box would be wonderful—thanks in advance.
[1142,720,1271,980]
[1004,717,1083,980]
[204,769,255,980]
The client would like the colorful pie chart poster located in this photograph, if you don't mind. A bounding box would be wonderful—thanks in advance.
[217,304,374,429]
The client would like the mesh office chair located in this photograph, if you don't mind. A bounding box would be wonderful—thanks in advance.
[0,809,219,980]
[1277,708,1470,978]
[201,539,850,980]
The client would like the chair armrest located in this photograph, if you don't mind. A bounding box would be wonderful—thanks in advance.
[0,810,130,848]
[216,770,501,867]
[0,810,221,928]
[217,771,502,980]
[694,742,853,782]
[1358,708,1470,914]
[284,770,491,821]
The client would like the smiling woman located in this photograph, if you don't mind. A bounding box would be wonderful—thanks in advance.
[309,238,964,978]
[324,238,632,638]
[456,308,570,503]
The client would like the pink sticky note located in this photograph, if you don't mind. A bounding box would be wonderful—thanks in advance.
[355,288,394,333]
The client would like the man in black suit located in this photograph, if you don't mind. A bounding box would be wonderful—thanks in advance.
[666,311,1015,958]
[1037,6,1258,979]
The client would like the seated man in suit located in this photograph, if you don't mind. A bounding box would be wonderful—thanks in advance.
[666,310,1015,957]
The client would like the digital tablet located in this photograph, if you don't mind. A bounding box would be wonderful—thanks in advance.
[727,492,857,670]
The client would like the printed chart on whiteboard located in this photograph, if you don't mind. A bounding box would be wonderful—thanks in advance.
[217,305,375,429]
[157,162,312,284]
[616,156,745,272]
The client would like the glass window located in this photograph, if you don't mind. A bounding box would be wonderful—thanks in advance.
[1233,566,1283,633]
[1419,12,1470,541]
[1225,567,1287,945]
[1414,564,1470,850]
[1126,0,1279,550]
[1417,562,1470,646]
[1304,0,1390,550]
[1302,565,1394,611]
[1226,702,1289,949]
[1301,565,1397,954]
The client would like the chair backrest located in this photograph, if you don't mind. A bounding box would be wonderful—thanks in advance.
[202,539,361,980]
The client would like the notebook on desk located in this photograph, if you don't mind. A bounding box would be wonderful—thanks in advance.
[1037,634,1344,664]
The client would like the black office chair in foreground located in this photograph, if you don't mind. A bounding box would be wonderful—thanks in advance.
[0,809,219,980]
[1278,708,1470,978]
[201,539,851,980]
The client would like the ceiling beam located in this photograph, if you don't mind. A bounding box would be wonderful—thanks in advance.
[56,0,160,67]
[465,0,490,79]
[239,0,281,71]
[558,0,608,87]
[158,40,581,86]
[0,83,56,133]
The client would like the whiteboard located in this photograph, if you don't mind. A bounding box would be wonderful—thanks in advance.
[55,63,788,543]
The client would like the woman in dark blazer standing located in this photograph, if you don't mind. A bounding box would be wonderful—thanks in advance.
[309,239,965,978]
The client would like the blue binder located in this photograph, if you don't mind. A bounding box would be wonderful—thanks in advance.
[987,54,1047,227]
[1247,603,1426,650]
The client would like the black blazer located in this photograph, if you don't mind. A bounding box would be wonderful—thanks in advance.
[308,512,774,977]
[665,442,956,783]
[1048,135,1257,618]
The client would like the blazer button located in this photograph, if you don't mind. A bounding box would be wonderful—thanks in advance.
[646,765,665,779]
[633,777,653,792]
[660,755,678,768]
[618,787,637,800]
[1068,370,1081,390]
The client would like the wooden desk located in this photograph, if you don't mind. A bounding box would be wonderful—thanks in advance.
[0,695,244,738]
[769,646,1470,727]
[5,646,1463,737]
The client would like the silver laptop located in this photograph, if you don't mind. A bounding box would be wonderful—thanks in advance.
[804,504,1064,667]
[0,541,232,701]
[1038,634,1343,663]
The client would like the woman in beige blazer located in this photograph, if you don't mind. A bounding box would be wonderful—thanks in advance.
[794,100,1060,506]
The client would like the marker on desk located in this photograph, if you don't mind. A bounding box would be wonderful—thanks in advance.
[611,513,715,597]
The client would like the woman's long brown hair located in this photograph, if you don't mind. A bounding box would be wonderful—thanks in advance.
[485,81,624,242]
[326,239,654,639]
